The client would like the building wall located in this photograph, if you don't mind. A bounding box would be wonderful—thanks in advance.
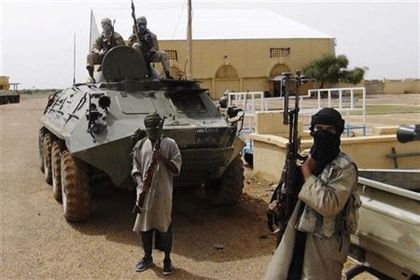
[382,79,420,94]
[0,76,9,90]
[251,133,420,183]
[158,38,334,99]
[338,79,420,95]
[249,111,420,183]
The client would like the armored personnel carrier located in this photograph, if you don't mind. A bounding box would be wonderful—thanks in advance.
[39,46,245,222]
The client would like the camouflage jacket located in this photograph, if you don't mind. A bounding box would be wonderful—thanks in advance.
[92,31,125,54]
[296,152,361,238]
[127,29,159,54]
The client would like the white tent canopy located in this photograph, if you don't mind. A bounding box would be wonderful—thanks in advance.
[91,7,333,42]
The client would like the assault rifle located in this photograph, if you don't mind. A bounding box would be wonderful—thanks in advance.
[130,0,153,55]
[131,0,141,45]
[132,117,166,214]
[267,72,305,246]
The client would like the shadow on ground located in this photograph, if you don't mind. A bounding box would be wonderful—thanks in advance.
[70,185,274,262]
[149,266,218,280]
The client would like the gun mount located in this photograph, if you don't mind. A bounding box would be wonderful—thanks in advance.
[397,124,420,143]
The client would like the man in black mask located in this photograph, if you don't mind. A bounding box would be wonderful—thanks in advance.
[128,16,173,79]
[132,113,182,275]
[307,107,345,176]
[264,108,360,280]
[86,18,125,82]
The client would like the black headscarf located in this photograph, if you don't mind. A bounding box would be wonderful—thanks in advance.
[144,113,162,142]
[144,112,162,128]
[309,108,345,176]
[310,108,345,135]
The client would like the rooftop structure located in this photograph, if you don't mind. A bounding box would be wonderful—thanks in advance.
[92,8,333,41]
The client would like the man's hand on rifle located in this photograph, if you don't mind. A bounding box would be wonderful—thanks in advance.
[93,48,101,55]
[301,154,316,180]
[152,147,162,162]
[153,148,179,175]
[268,200,280,213]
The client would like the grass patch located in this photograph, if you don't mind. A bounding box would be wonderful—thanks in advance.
[349,105,420,115]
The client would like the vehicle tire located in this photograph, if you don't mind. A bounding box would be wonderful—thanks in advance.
[39,128,45,173]
[205,155,244,205]
[51,140,62,202]
[43,133,53,184]
[61,150,91,222]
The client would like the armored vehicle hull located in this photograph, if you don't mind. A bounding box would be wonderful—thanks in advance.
[0,90,20,105]
[39,46,245,222]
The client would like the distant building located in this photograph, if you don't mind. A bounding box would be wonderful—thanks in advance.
[0,76,9,90]
[93,8,335,99]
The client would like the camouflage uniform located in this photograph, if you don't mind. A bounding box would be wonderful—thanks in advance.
[264,152,360,280]
[86,31,125,69]
[128,17,171,78]
[264,108,361,280]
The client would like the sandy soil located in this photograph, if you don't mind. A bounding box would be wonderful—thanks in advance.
[1,94,418,279]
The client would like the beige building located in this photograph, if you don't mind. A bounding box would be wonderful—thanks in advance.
[159,38,334,99]
[0,76,10,90]
[94,8,335,99]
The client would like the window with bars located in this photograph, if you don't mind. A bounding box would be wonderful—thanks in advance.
[164,50,178,61]
[270,48,290,58]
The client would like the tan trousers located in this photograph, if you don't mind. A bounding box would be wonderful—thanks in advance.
[86,52,104,68]
[132,43,170,73]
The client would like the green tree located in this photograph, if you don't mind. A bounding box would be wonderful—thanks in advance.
[304,54,366,88]
[342,67,367,85]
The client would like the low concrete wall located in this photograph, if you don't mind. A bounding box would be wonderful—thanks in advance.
[363,79,419,94]
[340,135,420,169]
[250,133,420,184]
[382,79,420,94]
[255,110,303,136]
[335,79,420,95]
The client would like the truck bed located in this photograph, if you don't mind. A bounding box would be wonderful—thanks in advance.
[349,169,420,279]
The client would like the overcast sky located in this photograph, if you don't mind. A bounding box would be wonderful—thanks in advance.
[0,0,419,89]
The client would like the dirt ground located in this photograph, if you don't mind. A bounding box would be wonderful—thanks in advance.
[1,94,418,279]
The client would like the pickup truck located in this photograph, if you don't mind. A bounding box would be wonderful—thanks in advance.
[345,169,420,280]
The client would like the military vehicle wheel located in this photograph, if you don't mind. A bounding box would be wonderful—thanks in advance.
[39,128,45,173]
[61,150,91,222]
[51,140,62,202]
[43,133,52,184]
[205,155,244,205]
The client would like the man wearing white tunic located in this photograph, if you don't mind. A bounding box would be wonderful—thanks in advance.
[264,108,360,280]
[132,113,181,275]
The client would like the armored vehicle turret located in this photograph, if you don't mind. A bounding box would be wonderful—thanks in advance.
[39,46,245,222]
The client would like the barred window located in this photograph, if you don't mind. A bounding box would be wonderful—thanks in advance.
[270,48,290,58]
[165,50,178,61]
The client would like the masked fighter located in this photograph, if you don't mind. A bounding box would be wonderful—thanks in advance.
[264,108,361,280]
[131,113,181,275]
